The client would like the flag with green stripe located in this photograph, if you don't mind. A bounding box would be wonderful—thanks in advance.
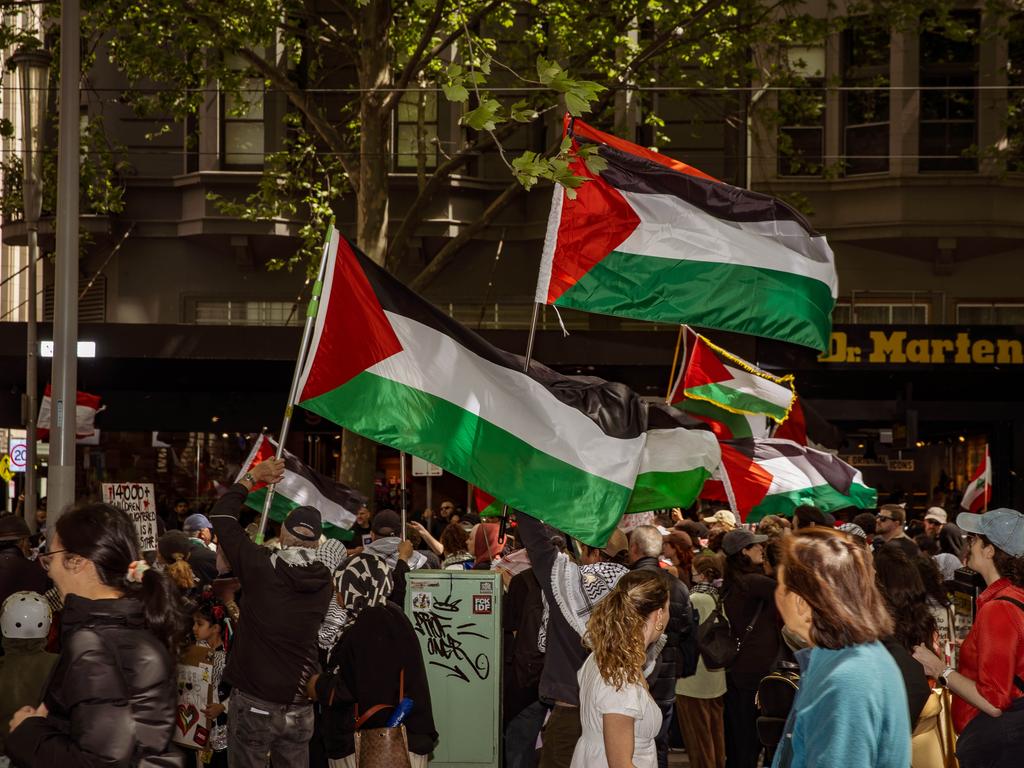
[293,231,720,546]
[536,117,837,351]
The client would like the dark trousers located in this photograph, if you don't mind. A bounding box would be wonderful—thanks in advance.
[677,694,726,768]
[538,704,581,768]
[723,683,762,768]
[956,705,1024,768]
[505,700,547,768]
[655,700,673,768]
[227,689,316,768]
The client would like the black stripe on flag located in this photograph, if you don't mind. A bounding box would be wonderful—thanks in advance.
[352,243,648,441]
[590,142,822,239]
[750,439,857,496]
[282,448,367,514]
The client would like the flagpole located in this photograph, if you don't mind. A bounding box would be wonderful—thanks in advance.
[984,445,990,513]
[499,302,542,538]
[665,325,685,400]
[400,451,408,539]
[256,225,334,543]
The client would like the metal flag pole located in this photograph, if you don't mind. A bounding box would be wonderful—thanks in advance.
[256,225,335,543]
[499,302,542,539]
[400,451,408,539]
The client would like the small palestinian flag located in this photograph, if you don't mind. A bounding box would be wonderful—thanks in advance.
[293,230,719,547]
[960,447,991,512]
[37,385,103,439]
[711,438,876,522]
[237,435,366,540]
[536,117,837,351]
[474,488,502,517]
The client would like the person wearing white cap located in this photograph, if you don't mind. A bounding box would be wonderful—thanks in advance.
[922,507,964,559]
[0,592,56,754]
[703,510,737,533]
[912,508,1024,768]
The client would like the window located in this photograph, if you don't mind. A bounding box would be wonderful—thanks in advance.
[843,25,890,175]
[394,90,438,170]
[191,300,301,326]
[919,12,979,172]
[1008,15,1024,172]
[956,303,1024,324]
[778,47,825,177]
[650,94,744,184]
[834,301,928,324]
[222,54,265,167]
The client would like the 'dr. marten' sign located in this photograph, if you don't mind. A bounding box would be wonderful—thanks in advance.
[819,328,1024,366]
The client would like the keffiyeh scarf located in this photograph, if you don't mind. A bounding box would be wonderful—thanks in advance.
[537,554,628,652]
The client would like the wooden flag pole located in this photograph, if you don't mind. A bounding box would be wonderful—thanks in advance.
[665,325,687,401]
[984,445,990,513]
[256,225,334,543]
[498,302,542,538]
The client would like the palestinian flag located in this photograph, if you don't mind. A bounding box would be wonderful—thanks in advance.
[536,117,837,351]
[713,438,876,522]
[294,230,719,547]
[673,328,795,422]
[237,434,366,541]
[37,385,103,439]
[474,488,502,517]
[960,447,991,512]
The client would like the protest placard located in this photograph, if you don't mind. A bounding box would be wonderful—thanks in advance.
[173,659,213,750]
[101,483,158,551]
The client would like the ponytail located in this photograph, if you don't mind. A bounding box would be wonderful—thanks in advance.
[130,567,189,652]
[165,553,197,591]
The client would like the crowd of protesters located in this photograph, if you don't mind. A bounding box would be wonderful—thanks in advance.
[1,463,1023,768]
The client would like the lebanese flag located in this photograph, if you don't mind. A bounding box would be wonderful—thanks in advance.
[710,438,876,522]
[535,116,837,351]
[960,447,992,512]
[236,434,366,540]
[37,385,103,439]
[293,229,720,547]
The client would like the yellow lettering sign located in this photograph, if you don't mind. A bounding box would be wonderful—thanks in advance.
[973,339,995,364]
[868,331,907,363]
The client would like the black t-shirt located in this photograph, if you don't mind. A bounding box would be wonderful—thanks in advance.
[882,636,931,724]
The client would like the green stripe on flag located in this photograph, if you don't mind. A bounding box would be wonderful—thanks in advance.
[627,467,712,514]
[299,371,633,547]
[684,382,789,422]
[244,489,355,542]
[676,398,763,439]
[555,252,834,351]
[746,482,877,523]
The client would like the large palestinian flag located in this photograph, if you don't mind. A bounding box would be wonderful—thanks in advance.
[237,435,366,540]
[536,117,837,351]
[294,231,719,546]
[708,438,876,522]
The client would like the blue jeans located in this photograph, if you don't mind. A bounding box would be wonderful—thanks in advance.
[504,700,546,768]
[227,689,315,768]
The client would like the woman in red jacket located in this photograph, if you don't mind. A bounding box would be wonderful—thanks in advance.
[913,508,1024,768]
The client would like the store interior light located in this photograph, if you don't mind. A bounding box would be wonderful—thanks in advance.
[40,340,95,358]
[958,435,966,443]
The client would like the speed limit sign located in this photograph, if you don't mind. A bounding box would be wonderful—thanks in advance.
[9,439,27,473]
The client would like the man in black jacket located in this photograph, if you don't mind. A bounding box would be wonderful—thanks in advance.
[628,525,695,768]
[210,457,333,768]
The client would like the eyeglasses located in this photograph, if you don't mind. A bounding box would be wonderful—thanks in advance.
[39,549,67,571]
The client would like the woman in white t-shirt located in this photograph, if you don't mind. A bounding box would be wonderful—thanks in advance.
[571,569,670,768]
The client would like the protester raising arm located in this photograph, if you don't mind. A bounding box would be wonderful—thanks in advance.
[408,521,443,557]
[209,458,285,580]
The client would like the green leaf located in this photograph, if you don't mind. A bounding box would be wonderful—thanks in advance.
[510,100,538,123]
[535,56,605,116]
[461,99,503,131]
[442,82,470,102]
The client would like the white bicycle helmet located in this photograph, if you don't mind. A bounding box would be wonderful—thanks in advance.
[1,591,51,639]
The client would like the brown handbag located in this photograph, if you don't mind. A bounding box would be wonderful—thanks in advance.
[352,670,412,768]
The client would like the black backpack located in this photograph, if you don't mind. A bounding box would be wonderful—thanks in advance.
[756,663,801,750]
[696,594,763,671]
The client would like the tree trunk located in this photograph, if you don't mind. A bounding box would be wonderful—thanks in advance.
[340,0,393,500]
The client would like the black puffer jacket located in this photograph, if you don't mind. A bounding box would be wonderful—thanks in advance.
[632,557,694,704]
[5,595,181,768]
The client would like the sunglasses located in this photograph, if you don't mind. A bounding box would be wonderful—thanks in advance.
[876,515,896,522]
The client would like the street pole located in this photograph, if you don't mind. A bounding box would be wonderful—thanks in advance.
[13,47,53,534]
[49,0,80,523]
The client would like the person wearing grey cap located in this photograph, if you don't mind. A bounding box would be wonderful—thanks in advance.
[913,508,1024,768]
[209,457,333,768]
[720,528,777,768]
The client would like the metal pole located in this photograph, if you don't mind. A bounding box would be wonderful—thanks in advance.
[499,302,542,537]
[426,475,432,514]
[48,0,80,524]
[399,451,407,539]
[24,228,38,533]
[257,225,334,542]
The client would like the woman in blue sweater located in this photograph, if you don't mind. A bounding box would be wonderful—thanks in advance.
[772,528,911,768]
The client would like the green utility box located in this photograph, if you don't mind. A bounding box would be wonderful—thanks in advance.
[405,570,502,768]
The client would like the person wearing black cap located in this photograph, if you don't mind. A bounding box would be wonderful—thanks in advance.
[209,457,333,768]
[720,528,778,768]
[0,517,49,610]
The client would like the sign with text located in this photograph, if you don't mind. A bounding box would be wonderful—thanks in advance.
[411,456,443,477]
[819,326,1024,367]
[102,483,157,551]
[8,439,26,473]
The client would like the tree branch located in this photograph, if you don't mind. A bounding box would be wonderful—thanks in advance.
[409,178,523,291]
[383,0,447,113]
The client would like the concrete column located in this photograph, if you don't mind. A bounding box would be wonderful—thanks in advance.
[890,29,919,177]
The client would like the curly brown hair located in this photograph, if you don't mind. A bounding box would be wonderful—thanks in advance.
[584,570,668,690]
[439,523,469,557]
